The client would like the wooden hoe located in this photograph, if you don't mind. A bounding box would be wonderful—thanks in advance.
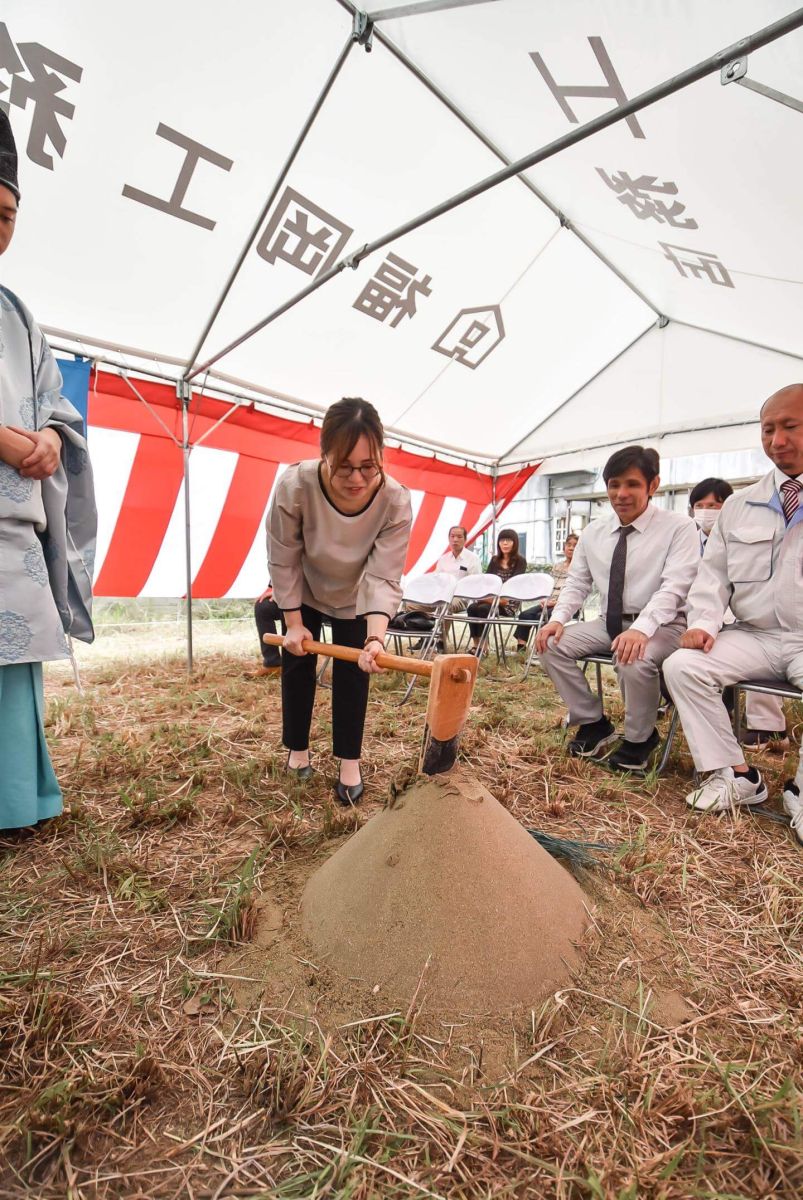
[262,634,478,775]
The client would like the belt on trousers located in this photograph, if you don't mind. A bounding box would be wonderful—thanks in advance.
[621,613,640,622]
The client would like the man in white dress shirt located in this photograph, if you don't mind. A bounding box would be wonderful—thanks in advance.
[390,526,480,648]
[663,385,803,840]
[435,525,481,578]
[433,525,481,643]
[536,446,699,771]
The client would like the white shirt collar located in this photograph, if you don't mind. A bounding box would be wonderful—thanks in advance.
[773,467,803,490]
[610,502,655,535]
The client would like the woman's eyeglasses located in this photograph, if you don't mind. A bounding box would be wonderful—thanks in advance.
[329,462,381,481]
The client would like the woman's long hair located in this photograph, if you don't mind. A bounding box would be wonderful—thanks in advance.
[491,527,526,573]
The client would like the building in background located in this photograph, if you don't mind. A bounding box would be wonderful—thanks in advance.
[481,447,772,567]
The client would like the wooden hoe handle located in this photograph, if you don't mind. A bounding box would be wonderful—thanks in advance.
[262,632,433,678]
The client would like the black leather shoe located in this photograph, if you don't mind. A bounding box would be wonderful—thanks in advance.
[335,774,364,806]
[286,751,313,781]
[567,716,617,758]
[607,729,661,772]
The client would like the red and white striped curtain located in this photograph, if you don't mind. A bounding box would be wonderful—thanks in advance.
[88,370,536,598]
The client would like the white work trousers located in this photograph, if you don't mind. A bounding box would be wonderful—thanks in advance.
[663,626,803,773]
[744,690,786,731]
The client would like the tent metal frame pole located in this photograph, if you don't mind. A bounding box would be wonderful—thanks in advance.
[496,314,803,468]
[499,320,659,464]
[182,27,361,381]
[491,468,497,547]
[179,382,194,675]
[335,0,661,318]
[736,73,803,114]
[368,0,501,20]
[187,6,803,383]
[502,417,769,471]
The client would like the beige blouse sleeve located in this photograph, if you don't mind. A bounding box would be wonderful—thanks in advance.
[267,469,304,610]
[356,486,413,618]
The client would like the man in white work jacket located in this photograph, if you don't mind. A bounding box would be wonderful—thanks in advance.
[663,384,803,841]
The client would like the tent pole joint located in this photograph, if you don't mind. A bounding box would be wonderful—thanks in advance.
[343,242,370,269]
[721,56,748,84]
[723,54,803,114]
[657,314,669,329]
[352,10,374,50]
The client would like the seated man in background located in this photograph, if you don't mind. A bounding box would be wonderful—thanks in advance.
[435,524,481,581]
[389,525,479,649]
[664,385,803,839]
[254,585,282,673]
[689,476,788,750]
[514,531,579,651]
[536,445,699,771]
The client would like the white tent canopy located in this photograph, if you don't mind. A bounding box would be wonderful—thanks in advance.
[3,0,802,466]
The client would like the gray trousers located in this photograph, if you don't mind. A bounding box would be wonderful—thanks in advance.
[539,616,686,743]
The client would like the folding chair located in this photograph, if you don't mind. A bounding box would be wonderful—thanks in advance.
[388,573,456,703]
[451,573,503,657]
[483,571,554,670]
[732,677,802,740]
[579,651,680,775]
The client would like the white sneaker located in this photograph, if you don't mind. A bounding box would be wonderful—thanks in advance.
[686,767,768,813]
[782,779,803,845]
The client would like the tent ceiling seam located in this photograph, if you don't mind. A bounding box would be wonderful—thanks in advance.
[498,318,658,463]
[672,319,803,364]
[333,0,663,319]
[388,225,561,429]
[195,4,803,383]
[181,30,358,380]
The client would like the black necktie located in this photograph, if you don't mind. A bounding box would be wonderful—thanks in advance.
[606,525,635,640]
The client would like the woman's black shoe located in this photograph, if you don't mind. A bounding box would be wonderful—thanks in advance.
[286,751,313,781]
[335,773,364,806]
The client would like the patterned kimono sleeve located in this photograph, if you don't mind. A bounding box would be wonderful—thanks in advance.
[28,313,97,641]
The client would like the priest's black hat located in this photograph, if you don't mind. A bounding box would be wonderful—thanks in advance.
[0,107,20,202]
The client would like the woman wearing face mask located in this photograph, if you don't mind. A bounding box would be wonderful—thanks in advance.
[268,397,412,805]
[688,476,788,749]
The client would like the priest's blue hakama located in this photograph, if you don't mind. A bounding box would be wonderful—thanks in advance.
[0,288,96,829]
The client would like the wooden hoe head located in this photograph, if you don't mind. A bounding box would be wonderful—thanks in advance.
[419,653,478,774]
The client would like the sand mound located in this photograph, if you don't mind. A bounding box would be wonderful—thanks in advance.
[301,770,589,1011]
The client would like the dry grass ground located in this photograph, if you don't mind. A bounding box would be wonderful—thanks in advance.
[1,635,801,1199]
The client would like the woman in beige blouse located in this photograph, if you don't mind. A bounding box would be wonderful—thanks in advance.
[268,398,412,805]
